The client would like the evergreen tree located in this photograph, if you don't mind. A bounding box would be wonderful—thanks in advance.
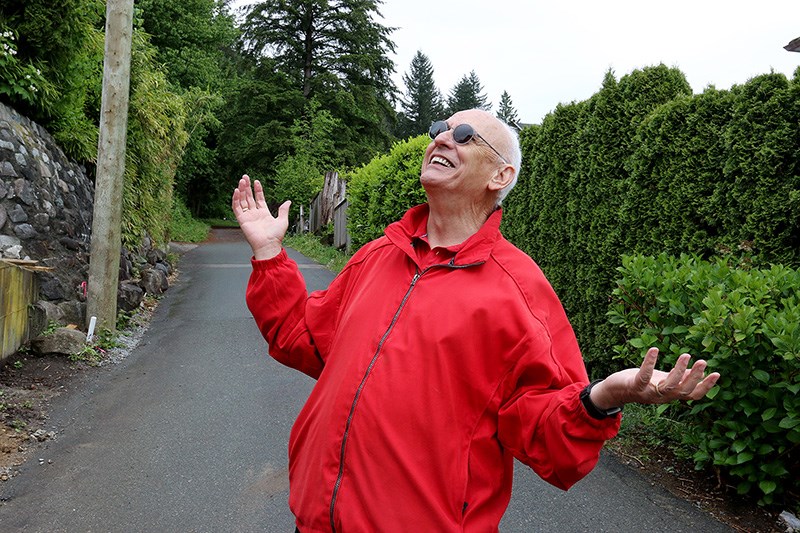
[447,70,491,114]
[397,50,444,138]
[241,0,397,165]
[215,54,304,201]
[137,0,236,91]
[270,99,342,222]
[496,90,520,127]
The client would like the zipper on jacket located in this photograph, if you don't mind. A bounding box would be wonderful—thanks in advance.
[329,269,422,531]
[328,259,484,531]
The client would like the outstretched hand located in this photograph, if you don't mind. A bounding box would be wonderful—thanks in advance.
[589,347,720,410]
[232,174,291,260]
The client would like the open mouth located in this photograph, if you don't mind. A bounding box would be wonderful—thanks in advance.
[430,155,454,168]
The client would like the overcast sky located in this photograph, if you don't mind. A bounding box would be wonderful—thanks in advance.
[381,0,800,124]
[234,1,800,124]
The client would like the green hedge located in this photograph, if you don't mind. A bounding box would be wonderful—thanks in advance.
[609,254,799,505]
[502,65,694,373]
[346,134,428,249]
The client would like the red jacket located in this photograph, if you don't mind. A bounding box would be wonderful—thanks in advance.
[246,204,619,532]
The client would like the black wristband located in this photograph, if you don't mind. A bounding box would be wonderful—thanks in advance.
[580,379,623,420]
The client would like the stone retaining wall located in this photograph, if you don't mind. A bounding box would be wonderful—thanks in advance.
[0,102,172,357]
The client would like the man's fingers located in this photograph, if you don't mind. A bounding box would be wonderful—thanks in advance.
[659,353,691,394]
[676,360,710,398]
[254,180,268,209]
[637,347,659,391]
[685,372,720,401]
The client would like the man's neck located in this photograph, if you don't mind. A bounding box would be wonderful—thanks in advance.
[425,197,495,249]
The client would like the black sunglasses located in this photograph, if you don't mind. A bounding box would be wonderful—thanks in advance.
[428,120,508,164]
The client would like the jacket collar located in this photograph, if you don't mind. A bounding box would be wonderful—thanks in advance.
[384,204,503,267]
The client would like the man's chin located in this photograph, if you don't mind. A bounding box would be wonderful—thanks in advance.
[420,170,455,188]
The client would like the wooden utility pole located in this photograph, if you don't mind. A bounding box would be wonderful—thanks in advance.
[87,0,134,332]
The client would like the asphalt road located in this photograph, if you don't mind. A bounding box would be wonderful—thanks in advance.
[0,229,732,532]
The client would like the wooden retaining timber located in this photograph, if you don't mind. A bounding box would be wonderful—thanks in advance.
[0,260,41,361]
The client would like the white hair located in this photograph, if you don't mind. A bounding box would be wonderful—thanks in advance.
[495,121,522,206]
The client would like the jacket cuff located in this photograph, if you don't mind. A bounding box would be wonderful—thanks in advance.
[250,248,288,271]
[571,388,621,439]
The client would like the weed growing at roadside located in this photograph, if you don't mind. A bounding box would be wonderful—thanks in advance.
[69,328,121,365]
[283,234,351,273]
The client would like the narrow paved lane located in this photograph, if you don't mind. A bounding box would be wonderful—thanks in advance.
[0,229,731,532]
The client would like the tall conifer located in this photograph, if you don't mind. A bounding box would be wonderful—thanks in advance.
[397,50,444,138]
[446,70,491,114]
[496,90,520,127]
[241,0,397,165]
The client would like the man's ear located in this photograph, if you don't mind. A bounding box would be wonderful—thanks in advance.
[487,164,515,192]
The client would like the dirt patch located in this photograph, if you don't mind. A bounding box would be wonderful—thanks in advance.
[606,439,787,532]
[203,226,245,243]
[0,290,158,480]
[0,354,91,479]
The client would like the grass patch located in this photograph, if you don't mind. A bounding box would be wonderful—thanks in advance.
[283,233,351,273]
[611,402,697,462]
[170,199,210,242]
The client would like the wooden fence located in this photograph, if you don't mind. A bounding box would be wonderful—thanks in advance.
[299,171,351,252]
[333,199,350,250]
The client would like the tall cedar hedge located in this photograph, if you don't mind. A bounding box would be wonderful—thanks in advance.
[500,65,800,375]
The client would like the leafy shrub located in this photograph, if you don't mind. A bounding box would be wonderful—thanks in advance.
[169,197,210,243]
[609,253,800,505]
[346,134,428,249]
[0,0,105,162]
[0,28,55,108]
[122,29,189,249]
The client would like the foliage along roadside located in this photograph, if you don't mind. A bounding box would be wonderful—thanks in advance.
[0,0,192,250]
[502,66,800,376]
[345,134,428,249]
[282,234,350,274]
[610,254,799,505]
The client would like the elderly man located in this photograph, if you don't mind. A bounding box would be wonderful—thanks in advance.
[232,109,719,532]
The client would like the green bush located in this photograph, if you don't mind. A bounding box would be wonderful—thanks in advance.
[1,1,191,250]
[169,197,210,243]
[620,88,734,257]
[609,253,800,505]
[122,29,189,249]
[721,73,800,266]
[0,0,104,162]
[0,28,55,109]
[346,134,428,249]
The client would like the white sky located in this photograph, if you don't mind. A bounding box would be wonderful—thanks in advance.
[381,0,800,124]
[234,1,800,125]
